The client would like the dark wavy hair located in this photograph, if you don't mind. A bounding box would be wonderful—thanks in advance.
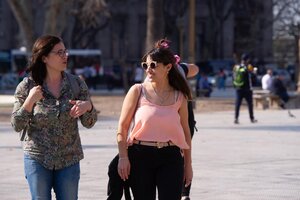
[142,39,192,100]
[27,35,63,85]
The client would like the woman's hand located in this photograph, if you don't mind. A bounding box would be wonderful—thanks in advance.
[28,85,44,103]
[69,100,92,118]
[23,85,44,112]
[117,157,131,181]
[184,163,193,187]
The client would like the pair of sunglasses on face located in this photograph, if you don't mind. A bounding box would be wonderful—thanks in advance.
[141,61,158,70]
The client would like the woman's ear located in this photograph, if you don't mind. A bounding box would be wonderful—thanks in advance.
[165,63,171,70]
[42,56,47,63]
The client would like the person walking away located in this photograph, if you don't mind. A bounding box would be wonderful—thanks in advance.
[11,35,98,200]
[232,53,257,124]
[270,74,295,117]
[116,39,193,200]
[271,74,289,108]
[177,61,198,200]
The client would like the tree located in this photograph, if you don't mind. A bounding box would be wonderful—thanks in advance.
[145,0,165,53]
[6,0,34,50]
[273,0,300,91]
[70,0,110,48]
[43,0,73,35]
[6,0,109,50]
[205,0,234,59]
[163,0,188,57]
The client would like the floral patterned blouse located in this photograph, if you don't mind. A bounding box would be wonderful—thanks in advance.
[11,72,97,170]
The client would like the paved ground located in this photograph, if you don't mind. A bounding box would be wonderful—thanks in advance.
[1,88,300,199]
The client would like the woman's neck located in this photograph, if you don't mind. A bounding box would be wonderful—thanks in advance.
[45,71,63,98]
[151,80,171,92]
[45,71,62,84]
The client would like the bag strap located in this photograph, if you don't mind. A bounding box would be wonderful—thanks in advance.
[130,84,142,131]
[20,78,35,141]
[135,83,143,108]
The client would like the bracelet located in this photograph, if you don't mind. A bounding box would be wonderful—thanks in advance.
[118,157,128,161]
[116,133,122,136]
[116,133,122,142]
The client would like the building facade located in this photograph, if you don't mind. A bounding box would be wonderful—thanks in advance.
[0,0,273,70]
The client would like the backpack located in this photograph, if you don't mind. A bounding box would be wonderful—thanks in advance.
[233,65,246,88]
[187,100,197,137]
[19,72,81,141]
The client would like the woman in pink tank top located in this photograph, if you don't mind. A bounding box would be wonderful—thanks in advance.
[114,39,193,200]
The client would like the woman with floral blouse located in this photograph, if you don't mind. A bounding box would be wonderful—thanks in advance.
[11,35,97,200]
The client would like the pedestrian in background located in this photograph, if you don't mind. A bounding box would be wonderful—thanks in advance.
[217,68,226,90]
[197,72,213,97]
[11,35,97,199]
[134,64,144,84]
[271,74,289,108]
[261,69,273,91]
[232,53,257,124]
[116,38,193,199]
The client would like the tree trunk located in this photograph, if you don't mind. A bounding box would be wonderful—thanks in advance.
[43,0,72,35]
[188,0,195,63]
[6,0,34,49]
[145,0,165,53]
[297,38,300,92]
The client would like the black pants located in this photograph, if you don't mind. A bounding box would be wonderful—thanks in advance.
[276,92,290,103]
[182,101,195,197]
[107,145,184,200]
[235,89,254,120]
[128,144,184,200]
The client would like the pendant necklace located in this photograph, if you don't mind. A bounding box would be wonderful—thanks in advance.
[151,83,170,105]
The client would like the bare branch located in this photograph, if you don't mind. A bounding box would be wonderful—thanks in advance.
[6,0,34,48]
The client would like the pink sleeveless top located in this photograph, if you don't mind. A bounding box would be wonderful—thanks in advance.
[128,84,190,149]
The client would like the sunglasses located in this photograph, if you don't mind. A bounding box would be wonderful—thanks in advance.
[141,61,158,70]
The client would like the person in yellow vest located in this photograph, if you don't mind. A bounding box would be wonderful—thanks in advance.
[232,53,257,124]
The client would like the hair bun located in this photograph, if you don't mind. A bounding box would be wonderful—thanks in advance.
[155,39,171,49]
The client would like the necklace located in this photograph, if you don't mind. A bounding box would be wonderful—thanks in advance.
[151,83,171,105]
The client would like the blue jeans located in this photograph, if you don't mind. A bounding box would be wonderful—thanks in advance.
[24,154,80,200]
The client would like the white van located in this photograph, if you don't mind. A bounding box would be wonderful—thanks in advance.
[9,48,102,74]
[67,49,102,75]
